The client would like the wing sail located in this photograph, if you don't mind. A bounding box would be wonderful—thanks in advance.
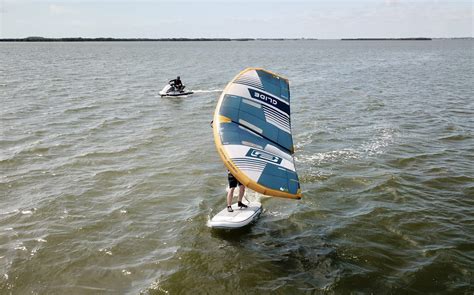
[213,68,301,199]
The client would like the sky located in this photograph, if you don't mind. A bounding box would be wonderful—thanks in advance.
[1,0,472,38]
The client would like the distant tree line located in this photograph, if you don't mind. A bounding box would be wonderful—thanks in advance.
[0,37,319,42]
[10,37,466,42]
[341,38,432,41]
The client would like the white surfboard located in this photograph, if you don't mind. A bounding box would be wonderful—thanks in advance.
[208,202,262,229]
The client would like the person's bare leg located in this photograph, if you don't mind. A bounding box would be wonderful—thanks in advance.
[227,187,235,207]
[237,185,245,203]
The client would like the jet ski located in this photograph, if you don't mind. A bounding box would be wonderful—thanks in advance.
[159,84,194,97]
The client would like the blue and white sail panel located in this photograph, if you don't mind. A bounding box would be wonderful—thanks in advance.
[213,68,301,199]
[219,83,294,153]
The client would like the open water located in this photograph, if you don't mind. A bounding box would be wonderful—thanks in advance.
[1,40,473,294]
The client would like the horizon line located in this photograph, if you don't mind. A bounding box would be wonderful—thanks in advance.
[1,36,473,42]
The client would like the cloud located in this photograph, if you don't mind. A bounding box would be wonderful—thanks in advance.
[49,4,71,15]
[385,0,401,6]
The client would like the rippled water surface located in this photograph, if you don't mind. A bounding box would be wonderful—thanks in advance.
[1,40,473,294]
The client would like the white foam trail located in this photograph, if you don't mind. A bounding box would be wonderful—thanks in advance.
[296,149,359,165]
[296,127,398,165]
[191,89,223,93]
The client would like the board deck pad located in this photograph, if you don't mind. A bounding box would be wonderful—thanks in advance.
[208,202,262,229]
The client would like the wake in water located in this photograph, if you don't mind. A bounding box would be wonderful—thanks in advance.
[296,127,398,166]
[191,89,222,93]
[155,86,222,99]
[156,89,222,98]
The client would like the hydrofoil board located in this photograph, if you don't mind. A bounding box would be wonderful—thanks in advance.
[208,202,262,229]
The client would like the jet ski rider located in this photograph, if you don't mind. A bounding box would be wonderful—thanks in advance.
[169,76,183,91]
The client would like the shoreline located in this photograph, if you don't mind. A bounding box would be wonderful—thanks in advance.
[0,37,312,42]
[0,37,471,42]
[341,38,432,41]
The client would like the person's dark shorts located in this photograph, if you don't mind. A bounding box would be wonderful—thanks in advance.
[228,172,241,188]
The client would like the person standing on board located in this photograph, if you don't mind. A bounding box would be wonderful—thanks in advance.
[227,171,248,212]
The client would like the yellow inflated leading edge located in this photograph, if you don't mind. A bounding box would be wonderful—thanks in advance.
[213,68,302,199]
